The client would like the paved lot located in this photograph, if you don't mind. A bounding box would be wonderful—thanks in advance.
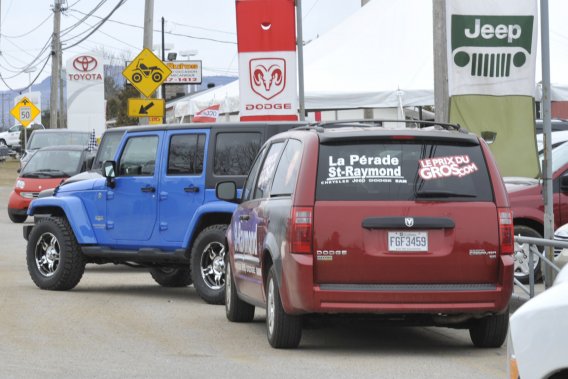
[0,159,510,378]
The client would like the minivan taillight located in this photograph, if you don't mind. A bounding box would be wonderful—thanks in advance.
[290,207,313,254]
[498,208,514,255]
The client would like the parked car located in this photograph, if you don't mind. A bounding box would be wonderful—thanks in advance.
[508,265,568,379]
[0,123,44,149]
[20,129,93,169]
[535,119,568,134]
[7,145,96,223]
[219,120,514,349]
[536,130,568,154]
[23,122,305,304]
[552,223,568,269]
[506,141,568,283]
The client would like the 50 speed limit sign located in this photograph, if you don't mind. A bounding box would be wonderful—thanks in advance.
[10,97,40,127]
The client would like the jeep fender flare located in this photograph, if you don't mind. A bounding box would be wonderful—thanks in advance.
[28,197,97,244]
[182,201,238,248]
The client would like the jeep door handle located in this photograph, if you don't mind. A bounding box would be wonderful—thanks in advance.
[184,186,199,193]
[239,215,250,221]
[141,186,156,193]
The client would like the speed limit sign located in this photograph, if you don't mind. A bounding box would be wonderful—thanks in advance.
[10,97,40,127]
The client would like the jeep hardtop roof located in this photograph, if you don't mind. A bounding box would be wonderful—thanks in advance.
[122,121,308,134]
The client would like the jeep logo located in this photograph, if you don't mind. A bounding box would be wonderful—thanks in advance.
[464,19,521,43]
[451,15,534,78]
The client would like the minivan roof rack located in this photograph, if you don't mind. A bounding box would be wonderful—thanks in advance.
[316,119,465,132]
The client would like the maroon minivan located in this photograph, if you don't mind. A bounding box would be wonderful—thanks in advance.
[218,121,514,349]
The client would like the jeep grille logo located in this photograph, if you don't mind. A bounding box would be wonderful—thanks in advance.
[451,15,534,78]
[249,58,286,100]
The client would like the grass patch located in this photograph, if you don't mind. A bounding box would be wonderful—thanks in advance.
[0,158,19,187]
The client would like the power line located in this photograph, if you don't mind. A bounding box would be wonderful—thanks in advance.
[0,53,50,92]
[0,13,52,39]
[67,12,138,49]
[68,8,237,45]
[62,0,127,50]
[168,21,235,36]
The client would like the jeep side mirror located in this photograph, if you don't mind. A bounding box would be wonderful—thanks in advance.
[216,181,238,203]
[102,160,116,188]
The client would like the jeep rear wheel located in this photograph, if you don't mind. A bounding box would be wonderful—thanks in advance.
[469,311,509,348]
[225,259,255,322]
[26,217,85,290]
[150,266,192,287]
[514,225,543,283]
[191,225,227,305]
[266,266,302,349]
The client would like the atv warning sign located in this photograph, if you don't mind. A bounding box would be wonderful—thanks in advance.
[123,48,172,97]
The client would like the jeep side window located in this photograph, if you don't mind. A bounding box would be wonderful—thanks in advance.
[214,132,262,175]
[167,134,206,175]
[118,135,158,176]
[270,139,303,197]
[254,142,285,200]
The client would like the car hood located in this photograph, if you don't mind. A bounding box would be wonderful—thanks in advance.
[56,177,103,193]
[504,176,540,193]
[15,177,65,192]
[62,170,103,185]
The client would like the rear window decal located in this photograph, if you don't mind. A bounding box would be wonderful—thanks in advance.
[322,154,405,185]
[418,155,478,180]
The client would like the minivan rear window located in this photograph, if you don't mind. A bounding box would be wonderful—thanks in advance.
[316,142,493,201]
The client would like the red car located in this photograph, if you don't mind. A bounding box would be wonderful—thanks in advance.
[8,145,95,223]
[218,121,514,349]
[505,141,568,282]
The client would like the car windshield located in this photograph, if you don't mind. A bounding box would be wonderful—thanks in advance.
[20,150,83,177]
[92,131,125,169]
[28,132,90,150]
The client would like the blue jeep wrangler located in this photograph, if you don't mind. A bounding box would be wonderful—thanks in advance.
[24,122,302,304]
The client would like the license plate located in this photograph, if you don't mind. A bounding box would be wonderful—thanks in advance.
[388,231,428,252]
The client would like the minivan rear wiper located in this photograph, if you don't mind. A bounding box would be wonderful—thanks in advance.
[414,190,476,198]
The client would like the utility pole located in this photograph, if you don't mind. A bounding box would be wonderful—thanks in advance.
[50,0,62,129]
[140,0,154,125]
[433,0,449,123]
[59,41,64,128]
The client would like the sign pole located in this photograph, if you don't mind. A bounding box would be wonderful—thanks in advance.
[140,0,154,125]
[296,0,305,121]
[161,16,166,123]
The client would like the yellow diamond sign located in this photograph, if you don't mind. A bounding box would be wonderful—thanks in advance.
[123,48,171,98]
[10,97,40,127]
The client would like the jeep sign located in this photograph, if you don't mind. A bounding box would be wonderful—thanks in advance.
[446,0,537,96]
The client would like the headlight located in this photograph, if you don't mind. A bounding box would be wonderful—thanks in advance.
[16,180,25,189]
[20,192,35,199]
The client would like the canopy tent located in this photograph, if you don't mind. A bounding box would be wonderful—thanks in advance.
[171,0,568,117]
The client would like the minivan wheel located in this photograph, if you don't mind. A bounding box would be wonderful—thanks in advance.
[514,225,543,283]
[469,311,509,348]
[266,266,302,349]
[149,266,192,287]
[26,217,85,290]
[190,225,227,305]
[225,259,255,322]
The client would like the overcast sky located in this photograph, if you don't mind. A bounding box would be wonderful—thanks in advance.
[0,0,362,90]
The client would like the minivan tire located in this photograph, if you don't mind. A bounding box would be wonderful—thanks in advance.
[225,259,255,322]
[514,225,543,284]
[191,225,227,305]
[469,310,509,348]
[26,216,85,291]
[266,266,302,349]
[149,266,192,287]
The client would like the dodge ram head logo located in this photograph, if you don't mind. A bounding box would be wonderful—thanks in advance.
[73,55,98,72]
[405,218,414,227]
[249,58,286,100]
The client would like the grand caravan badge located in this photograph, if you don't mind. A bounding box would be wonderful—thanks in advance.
[451,15,534,78]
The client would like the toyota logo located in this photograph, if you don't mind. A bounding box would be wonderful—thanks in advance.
[73,55,98,72]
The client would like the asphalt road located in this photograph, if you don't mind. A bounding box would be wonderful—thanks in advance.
[0,182,509,379]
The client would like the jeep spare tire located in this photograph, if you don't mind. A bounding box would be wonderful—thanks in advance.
[191,225,227,305]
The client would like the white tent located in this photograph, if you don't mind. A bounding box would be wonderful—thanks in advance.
[172,0,568,117]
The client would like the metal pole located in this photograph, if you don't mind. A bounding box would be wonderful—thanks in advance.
[540,0,555,287]
[433,0,449,123]
[140,0,154,125]
[50,0,61,129]
[296,0,305,121]
[58,40,64,128]
[160,16,166,123]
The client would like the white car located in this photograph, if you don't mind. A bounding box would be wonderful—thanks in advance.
[536,130,568,154]
[508,265,568,378]
[0,123,45,148]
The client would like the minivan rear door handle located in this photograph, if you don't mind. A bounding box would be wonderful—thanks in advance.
[362,217,455,229]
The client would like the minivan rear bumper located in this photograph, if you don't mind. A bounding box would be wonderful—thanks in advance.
[280,254,514,315]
